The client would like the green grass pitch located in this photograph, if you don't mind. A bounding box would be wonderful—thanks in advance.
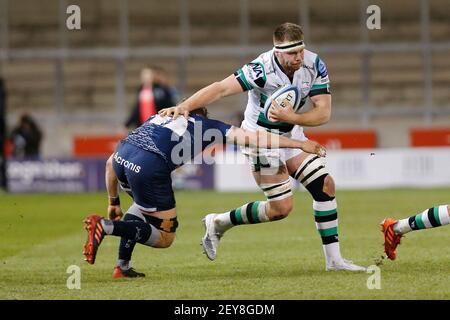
[0,188,449,299]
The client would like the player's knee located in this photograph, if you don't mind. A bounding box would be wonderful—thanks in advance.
[305,174,335,202]
[292,154,335,201]
[154,232,175,248]
[267,198,293,220]
[323,175,335,197]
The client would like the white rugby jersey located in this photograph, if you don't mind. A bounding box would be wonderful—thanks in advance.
[234,48,331,137]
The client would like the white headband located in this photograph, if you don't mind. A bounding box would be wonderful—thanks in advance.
[273,40,305,52]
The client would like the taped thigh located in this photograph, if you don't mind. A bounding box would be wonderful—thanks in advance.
[260,178,292,202]
[125,203,177,247]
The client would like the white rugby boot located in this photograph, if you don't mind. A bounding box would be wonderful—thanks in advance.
[326,258,367,272]
[201,213,223,261]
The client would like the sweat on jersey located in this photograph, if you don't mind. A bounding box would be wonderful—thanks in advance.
[124,114,232,170]
[234,48,331,136]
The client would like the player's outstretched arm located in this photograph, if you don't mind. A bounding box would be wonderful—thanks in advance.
[105,154,123,221]
[226,127,326,157]
[159,74,243,118]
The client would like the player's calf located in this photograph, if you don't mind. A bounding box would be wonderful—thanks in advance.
[266,197,293,220]
[291,154,365,270]
[292,155,338,248]
[100,210,178,277]
[201,179,293,261]
[152,231,175,248]
[101,214,178,248]
[212,178,293,233]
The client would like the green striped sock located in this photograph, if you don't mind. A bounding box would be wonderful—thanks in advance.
[229,201,269,225]
[395,205,450,234]
[313,200,342,262]
[213,201,269,234]
[314,205,339,245]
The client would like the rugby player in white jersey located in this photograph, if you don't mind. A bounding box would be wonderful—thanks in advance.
[160,22,366,271]
[381,204,450,261]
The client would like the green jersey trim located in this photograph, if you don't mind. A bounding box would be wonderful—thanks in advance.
[311,83,329,90]
[314,55,320,77]
[259,93,268,109]
[310,84,331,97]
[256,113,294,133]
[234,69,253,91]
[248,62,267,88]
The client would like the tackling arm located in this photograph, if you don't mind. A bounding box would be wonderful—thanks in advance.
[226,127,326,157]
[159,75,243,118]
[105,154,123,220]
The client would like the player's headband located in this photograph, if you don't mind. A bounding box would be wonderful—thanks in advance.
[273,40,305,52]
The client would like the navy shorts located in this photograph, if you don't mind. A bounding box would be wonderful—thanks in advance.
[112,141,175,212]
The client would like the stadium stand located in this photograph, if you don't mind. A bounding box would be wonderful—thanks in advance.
[1,0,449,156]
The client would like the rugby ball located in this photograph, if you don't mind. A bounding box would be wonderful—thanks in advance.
[263,85,301,123]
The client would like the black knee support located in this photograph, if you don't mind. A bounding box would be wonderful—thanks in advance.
[305,174,335,202]
[143,214,179,233]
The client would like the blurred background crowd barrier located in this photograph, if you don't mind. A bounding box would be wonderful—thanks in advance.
[0,0,449,192]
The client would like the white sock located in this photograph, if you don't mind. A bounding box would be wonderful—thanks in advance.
[214,213,234,234]
[101,219,114,235]
[394,205,450,234]
[117,259,130,270]
[394,218,412,234]
[323,242,342,264]
[313,200,342,264]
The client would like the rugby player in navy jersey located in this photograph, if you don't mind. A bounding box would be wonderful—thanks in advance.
[82,108,326,278]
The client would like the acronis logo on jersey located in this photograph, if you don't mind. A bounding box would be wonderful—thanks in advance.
[318,58,328,77]
[113,152,141,173]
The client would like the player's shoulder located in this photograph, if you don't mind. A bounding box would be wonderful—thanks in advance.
[241,49,275,89]
[303,49,328,76]
[255,49,273,64]
[190,115,232,132]
[303,49,319,68]
[248,50,275,73]
[189,114,203,122]
[150,114,178,123]
[190,114,217,125]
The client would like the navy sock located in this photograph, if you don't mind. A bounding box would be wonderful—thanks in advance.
[118,237,137,261]
[116,214,151,261]
[113,220,152,244]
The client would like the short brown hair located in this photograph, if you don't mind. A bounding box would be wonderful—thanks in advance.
[179,98,209,118]
[273,22,304,44]
[190,107,209,118]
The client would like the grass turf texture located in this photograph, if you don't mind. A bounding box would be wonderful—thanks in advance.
[0,189,449,299]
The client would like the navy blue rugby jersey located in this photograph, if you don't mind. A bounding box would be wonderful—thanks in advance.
[124,114,232,169]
